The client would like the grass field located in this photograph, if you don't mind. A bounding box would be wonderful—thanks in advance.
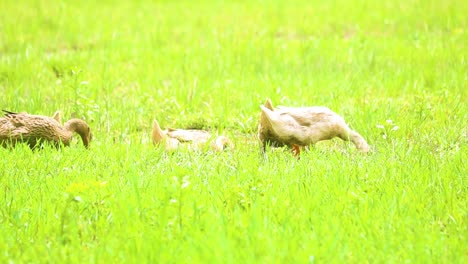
[0,0,467,263]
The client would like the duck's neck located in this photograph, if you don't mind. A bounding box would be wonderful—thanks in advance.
[64,119,91,148]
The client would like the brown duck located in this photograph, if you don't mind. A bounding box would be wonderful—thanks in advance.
[258,99,369,156]
[0,110,91,149]
[152,119,233,152]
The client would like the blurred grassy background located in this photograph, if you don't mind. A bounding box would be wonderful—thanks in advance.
[0,0,466,262]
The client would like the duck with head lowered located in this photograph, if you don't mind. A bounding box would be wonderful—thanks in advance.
[152,118,233,152]
[0,110,92,149]
[258,99,369,156]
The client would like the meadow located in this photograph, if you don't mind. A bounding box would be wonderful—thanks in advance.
[0,0,467,263]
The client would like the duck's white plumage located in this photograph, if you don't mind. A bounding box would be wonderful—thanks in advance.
[152,119,233,152]
[258,99,369,153]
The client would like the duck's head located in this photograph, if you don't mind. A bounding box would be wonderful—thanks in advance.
[64,118,92,148]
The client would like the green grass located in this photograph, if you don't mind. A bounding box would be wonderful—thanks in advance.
[0,0,466,263]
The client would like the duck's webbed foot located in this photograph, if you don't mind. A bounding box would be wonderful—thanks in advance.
[291,144,301,159]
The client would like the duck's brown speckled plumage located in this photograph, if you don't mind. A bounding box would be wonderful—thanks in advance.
[0,110,91,149]
[258,99,369,154]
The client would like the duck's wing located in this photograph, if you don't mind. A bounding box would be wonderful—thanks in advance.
[275,106,337,126]
[260,105,301,136]
[261,105,300,127]
[262,103,344,148]
[0,112,34,137]
[2,110,19,115]
[167,129,211,143]
[4,110,62,127]
[3,111,30,128]
[0,117,16,131]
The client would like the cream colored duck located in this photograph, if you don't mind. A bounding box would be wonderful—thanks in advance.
[152,119,233,152]
[258,99,369,155]
[0,110,92,149]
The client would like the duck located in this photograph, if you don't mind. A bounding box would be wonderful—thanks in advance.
[152,119,233,152]
[0,110,92,149]
[258,99,369,156]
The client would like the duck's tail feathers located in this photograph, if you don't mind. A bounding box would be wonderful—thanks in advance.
[152,119,166,145]
[264,98,274,110]
[52,111,62,124]
[2,110,17,116]
[260,105,278,123]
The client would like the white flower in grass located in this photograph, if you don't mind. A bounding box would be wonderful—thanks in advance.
[377,119,399,139]
[181,181,190,189]
[181,176,190,189]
